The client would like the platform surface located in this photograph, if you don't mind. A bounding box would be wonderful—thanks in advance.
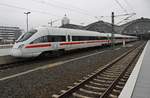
[131,41,150,98]
[0,48,11,56]
[119,40,150,98]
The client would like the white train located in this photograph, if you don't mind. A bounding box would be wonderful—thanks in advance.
[10,27,137,57]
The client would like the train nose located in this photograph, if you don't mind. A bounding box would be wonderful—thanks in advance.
[10,48,22,57]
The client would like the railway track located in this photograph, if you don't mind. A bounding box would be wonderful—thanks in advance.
[52,42,145,98]
[0,55,63,70]
[0,58,35,70]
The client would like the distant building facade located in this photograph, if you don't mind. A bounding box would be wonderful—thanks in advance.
[0,26,22,44]
[121,18,150,40]
[61,15,70,26]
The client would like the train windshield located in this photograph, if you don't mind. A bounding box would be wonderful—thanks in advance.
[17,29,37,42]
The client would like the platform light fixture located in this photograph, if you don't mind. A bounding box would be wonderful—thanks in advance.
[24,12,31,32]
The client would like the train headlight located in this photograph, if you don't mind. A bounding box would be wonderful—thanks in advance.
[18,44,24,48]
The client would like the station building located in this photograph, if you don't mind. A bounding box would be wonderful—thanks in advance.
[119,18,150,40]
[0,26,22,44]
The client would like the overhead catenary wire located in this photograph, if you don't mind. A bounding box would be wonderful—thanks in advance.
[123,0,135,12]
[95,13,136,18]
[116,13,136,25]
[0,2,60,17]
[42,0,91,15]
[11,0,98,22]
[114,0,137,25]
[114,0,128,14]
[0,2,94,26]
[30,0,96,18]
[94,12,136,25]
[115,13,136,17]
[0,0,137,27]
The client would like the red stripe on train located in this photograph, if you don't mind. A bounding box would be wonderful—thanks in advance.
[25,40,110,48]
[25,44,51,48]
[60,40,109,45]
[60,42,82,45]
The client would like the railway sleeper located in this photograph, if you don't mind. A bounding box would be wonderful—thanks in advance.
[97,76,114,81]
[60,90,67,93]
[73,89,101,98]
[103,70,121,73]
[84,84,106,92]
[106,68,121,72]
[113,89,121,94]
[78,79,85,82]
[52,94,60,98]
[124,73,130,77]
[110,67,126,71]
[83,76,91,80]
[89,81,109,88]
[118,81,125,86]
[87,82,109,90]
[79,88,102,96]
[81,87,105,95]
[112,89,121,95]
[93,78,113,84]
[100,74,119,78]
[73,92,94,98]
[67,86,74,89]
[109,93,118,98]
[109,88,122,98]
[109,66,124,69]
[123,75,129,79]
[104,70,121,73]
[120,78,127,82]
[115,85,124,89]
[102,72,121,76]
[124,73,131,77]
[100,74,118,78]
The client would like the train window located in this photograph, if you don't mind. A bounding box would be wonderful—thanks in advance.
[89,36,96,40]
[48,35,66,42]
[80,36,89,40]
[115,37,123,39]
[43,36,48,42]
[55,36,66,42]
[100,37,107,40]
[72,36,79,41]
[17,29,37,42]
[31,36,48,44]
[72,36,101,41]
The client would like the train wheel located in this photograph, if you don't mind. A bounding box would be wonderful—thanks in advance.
[53,49,65,57]
[40,51,51,57]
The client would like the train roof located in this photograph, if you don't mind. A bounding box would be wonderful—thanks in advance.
[36,26,137,38]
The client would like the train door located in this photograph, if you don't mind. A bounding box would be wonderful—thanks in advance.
[51,36,60,50]
[53,42,59,49]
[51,35,66,50]
[66,35,71,50]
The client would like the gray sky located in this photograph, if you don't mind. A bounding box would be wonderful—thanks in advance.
[0,0,149,30]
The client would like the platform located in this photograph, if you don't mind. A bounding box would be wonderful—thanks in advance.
[119,40,150,98]
[0,48,11,56]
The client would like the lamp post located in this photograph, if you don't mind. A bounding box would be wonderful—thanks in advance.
[24,12,31,32]
[111,12,115,49]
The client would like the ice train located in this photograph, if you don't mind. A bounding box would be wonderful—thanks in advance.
[10,27,137,57]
